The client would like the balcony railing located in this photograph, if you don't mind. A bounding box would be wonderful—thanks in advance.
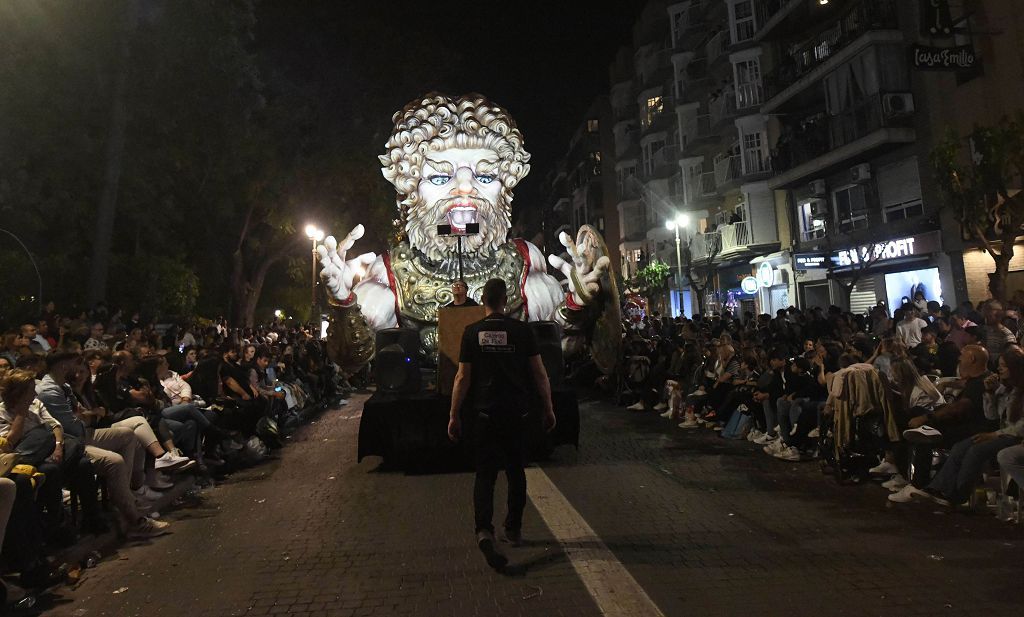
[763,0,899,102]
[735,81,763,109]
[714,154,742,186]
[769,93,901,173]
[690,231,722,261]
[699,171,716,196]
[720,221,751,253]
[706,30,728,64]
[709,90,737,126]
[743,148,772,176]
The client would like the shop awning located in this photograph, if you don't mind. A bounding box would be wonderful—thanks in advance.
[749,250,790,266]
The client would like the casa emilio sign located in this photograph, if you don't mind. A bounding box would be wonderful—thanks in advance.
[911,44,978,70]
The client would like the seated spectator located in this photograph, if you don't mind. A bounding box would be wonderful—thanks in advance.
[20,323,50,354]
[890,345,995,502]
[35,351,170,538]
[83,322,109,350]
[895,346,1023,506]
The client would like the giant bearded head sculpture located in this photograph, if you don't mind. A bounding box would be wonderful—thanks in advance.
[379,93,531,262]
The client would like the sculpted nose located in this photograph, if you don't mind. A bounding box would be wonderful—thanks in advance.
[451,167,475,196]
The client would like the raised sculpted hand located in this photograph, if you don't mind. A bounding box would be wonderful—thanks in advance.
[547,230,610,307]
[316,225,377,305]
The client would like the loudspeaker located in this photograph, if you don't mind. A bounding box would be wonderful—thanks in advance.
[530,321,563,387]
[374,328,422,394]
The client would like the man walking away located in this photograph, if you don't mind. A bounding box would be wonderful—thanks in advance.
[448,278,556,570]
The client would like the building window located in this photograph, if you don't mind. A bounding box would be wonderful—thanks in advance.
[589,151,602,176]
[643,95,663,128]
[733,58,762,108]
[643,140,664,175]
[832,184,869,232]
[741,131,769,175]
[731,0,756,44]
[587,118,600,133]
[617,165,637,195]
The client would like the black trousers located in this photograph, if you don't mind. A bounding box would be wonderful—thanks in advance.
[473,413,527,535]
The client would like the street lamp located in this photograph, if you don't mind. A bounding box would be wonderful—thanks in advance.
[665,214,690,286]
[0,227,43,315]
[304,224,324,316]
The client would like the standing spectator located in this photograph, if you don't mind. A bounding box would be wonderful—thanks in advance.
[979,301,1017,369]
[896,308,929,349]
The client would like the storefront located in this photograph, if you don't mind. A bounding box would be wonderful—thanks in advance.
[713,262,758,316]
[750,251,793,316]
[791,230,954,314]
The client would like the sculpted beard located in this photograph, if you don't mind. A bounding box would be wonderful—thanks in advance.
[406,194,512,262]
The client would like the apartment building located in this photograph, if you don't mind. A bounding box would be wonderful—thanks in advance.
[554,0,1022,317]
[539,96,620,268]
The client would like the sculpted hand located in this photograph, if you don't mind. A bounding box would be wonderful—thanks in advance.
[547,231,610,307]
[316,225,377,304]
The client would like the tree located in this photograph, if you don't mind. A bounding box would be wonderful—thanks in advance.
[681,233,721,316]
[931,114,1024,301]
[632,260,671,310]
[822,232,886,309]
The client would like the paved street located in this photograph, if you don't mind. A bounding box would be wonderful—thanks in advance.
[41,392,1022,617]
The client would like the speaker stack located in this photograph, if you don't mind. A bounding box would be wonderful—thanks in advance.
[374,328,422,394]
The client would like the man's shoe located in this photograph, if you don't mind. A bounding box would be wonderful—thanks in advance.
[626,402,645,411]
[502,528,523,547]
[763,439,785,455]
[154,451,190,471]
[146,472,175,490]
[659,410,673,419]
[746,429,764,442]
[134,486,162,502]
[881,474,908,491]
[773,446,802,461]
[653,403,668,411]
[678,419,700,429]
[476,531,508,570]
[128,517,171,539]
[869,460,900,476]
[754,433,776,445]
[807,427,820,439]
[887,485,931,503]
[902,425,944,445]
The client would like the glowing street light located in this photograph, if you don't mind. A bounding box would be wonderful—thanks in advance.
[305,224,324,315]
[665,213,690,287]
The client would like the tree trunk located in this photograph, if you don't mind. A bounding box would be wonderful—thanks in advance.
[986,227,1021,301]
[229,249,249,327]
[88,1,137,305]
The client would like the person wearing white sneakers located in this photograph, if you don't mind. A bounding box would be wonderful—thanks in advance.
[890,345,995,504]
[875,359,945,491]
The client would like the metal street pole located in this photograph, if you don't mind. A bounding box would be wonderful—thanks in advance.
[674,226,683,287]
[311,237,318,318]
[0,227,43,315]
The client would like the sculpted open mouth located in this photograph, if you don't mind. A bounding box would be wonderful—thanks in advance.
[445,202,479,232]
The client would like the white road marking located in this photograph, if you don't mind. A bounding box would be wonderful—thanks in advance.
[526,467,666,617]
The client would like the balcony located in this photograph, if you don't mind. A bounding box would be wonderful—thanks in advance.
[714,153,742,186]
[705,30,728,66]
[720,221,751,254]
[768,94,916,188]
[754,0,804,42]
[553,197,570,213]
[743,148,772,178]
[680,114,714,156]
[689,231,722,262]
[644,144,680,180]
[681,169,717,206]
[762,0,900,110]
[735,81,763,110]
[709,90,737,128]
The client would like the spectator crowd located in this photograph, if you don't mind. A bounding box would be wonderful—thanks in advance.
[0,302,347,603]
[618,295,1024,520]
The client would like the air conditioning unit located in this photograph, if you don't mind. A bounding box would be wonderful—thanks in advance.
[808,198,829,217]
[850,163,871,183]
[882,92,915,119]
[808,179,826,196]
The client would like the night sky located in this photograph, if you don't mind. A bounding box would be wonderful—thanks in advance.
[256,1,644,209]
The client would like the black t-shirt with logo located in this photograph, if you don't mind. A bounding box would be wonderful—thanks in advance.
[459,314,539,414]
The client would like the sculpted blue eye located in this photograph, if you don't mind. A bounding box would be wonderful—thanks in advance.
[476,175,495,184]
[428,175,450,186]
